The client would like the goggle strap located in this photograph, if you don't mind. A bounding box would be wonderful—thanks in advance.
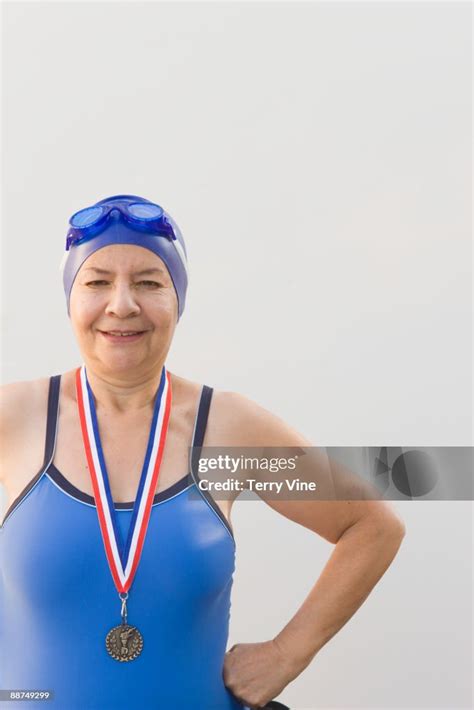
[172,239,188,277]
[59,251,69,274]
[63,231,188,277]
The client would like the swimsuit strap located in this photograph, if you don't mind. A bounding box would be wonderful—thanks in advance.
[43,374,62,467]
[188,385,235,541]
[191,384,213,449]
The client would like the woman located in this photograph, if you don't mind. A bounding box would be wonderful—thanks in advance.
[0,194,406,710]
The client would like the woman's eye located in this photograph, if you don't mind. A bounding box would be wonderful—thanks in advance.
[84,279,161,288]
[137,280,161,287]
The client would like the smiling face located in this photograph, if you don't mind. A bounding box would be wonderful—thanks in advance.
[69,244,178,378]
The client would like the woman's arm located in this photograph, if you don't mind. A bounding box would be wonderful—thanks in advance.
[217,391,406,707]
[272,504,405,672]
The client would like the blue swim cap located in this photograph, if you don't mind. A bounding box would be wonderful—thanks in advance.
[60,194,188,320]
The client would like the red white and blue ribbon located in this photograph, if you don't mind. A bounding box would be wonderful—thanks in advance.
[75,364,172,594]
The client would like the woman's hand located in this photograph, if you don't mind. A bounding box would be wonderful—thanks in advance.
[223,639,298,709]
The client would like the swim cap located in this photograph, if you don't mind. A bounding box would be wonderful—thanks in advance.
[60,194,188,320]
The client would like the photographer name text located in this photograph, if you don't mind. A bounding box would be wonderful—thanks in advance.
[198,478,317,493]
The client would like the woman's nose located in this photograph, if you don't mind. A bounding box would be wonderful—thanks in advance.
[104,284,141,317]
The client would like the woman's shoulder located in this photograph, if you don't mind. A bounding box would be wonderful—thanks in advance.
[171,373,257,417]
[0,375,54,484]
[0,375,51,415]
[0,375,56,438]
[211,390,309,446]
[171,373,308,447]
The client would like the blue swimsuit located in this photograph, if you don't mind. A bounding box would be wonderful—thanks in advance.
[0,375,249,710]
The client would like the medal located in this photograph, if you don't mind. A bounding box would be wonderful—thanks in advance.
[75,364,172,662]
[105,592,144,662]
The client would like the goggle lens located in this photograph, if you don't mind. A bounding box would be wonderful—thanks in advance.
[127,203,164,220]
[70,206,104,229]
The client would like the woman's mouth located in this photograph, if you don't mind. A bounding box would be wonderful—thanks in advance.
[99,330,147,344]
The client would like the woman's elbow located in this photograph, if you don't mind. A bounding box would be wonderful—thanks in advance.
[366,506,407,541]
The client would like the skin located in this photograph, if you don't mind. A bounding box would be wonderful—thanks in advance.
[69,244,178,396]
[0,244,406,709]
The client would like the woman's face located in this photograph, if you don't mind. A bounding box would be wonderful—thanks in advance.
[69,244,178,378]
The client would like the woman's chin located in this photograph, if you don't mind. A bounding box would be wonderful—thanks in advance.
[96,349,147,373]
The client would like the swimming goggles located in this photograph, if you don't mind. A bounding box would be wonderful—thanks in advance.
[66,199,176,250]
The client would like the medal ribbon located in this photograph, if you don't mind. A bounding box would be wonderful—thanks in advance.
[75,364,172,594]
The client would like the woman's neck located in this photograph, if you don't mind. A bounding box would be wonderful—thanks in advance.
[76,363,167,414]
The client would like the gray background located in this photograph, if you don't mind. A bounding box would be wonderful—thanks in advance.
[1,2,472,708]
